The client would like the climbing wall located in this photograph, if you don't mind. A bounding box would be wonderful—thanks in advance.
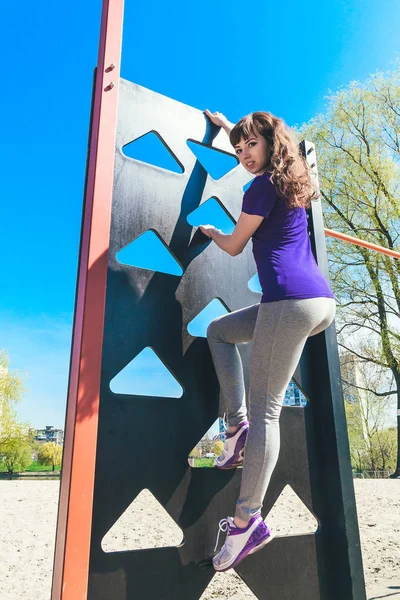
[76,80,366,600]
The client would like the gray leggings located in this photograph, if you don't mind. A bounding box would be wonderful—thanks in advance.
[207,297,336,522]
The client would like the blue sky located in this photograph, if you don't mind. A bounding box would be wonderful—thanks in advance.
[2,0,400,429]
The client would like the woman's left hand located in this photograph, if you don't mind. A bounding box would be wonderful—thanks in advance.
[199,224,215,238]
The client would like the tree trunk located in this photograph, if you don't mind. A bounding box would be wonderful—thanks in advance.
[390,381,400,478]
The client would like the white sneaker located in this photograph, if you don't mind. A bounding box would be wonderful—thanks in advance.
[214,421,248,469]
[213,514,273,571]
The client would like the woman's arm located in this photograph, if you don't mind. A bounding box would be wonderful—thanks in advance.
[205,109,235,136]
[200,212,263,256]
[200,110,262,254]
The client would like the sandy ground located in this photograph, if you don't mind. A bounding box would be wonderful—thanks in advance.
[0,479,398,599]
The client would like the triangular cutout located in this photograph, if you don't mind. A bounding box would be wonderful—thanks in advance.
[101,489,184,552]
[187,298,230,338]
[200,570,258,598]
[116,230,183,276]
[265,485,318,537]
[284,380,308,407]
[188,418,226,468]
[187,140,238,180]
[187,197,236,234]
[248,273,262,294]
[122,131,184,173]
[243,179,254,193]
[110,347,184,398]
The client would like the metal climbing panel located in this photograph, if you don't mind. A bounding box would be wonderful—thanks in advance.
[51,2,366,599]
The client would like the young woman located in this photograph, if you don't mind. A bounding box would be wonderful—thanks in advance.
[199,109,336,572]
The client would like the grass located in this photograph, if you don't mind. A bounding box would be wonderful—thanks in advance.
[25,461,61,472]
[0,461,61,473]
[191,458,215,468]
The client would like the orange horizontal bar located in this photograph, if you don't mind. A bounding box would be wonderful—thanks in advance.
[324,228,400,260]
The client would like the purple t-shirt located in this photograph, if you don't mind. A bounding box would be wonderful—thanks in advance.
[242,173,334,304]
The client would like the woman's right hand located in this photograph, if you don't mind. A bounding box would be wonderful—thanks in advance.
[204,109,230,129]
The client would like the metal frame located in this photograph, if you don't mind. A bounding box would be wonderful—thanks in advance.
[325,228,400,260]
[51,1,124,598]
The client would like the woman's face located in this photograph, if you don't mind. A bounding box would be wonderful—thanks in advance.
[234,132,269,176]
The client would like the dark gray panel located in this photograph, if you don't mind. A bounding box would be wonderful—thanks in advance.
[86,80,365,600]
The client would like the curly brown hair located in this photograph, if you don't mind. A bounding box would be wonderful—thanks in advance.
[230,112,317,209]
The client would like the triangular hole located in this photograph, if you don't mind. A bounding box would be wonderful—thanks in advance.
[110,347,184,398]
[265,485,318,537]
[187,298,230,338]
[248,273,262,294]
[200,571,258,598]
[284,380,308,407]
[187,140,238,180]
[188,418,228,468]
[243,179,254,193]
[122,131,184,173]
[101,489,184,552]
[116,230,183,276]
[187,197,236,234]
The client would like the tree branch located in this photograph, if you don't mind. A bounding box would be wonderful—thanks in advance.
[341,378,398,397]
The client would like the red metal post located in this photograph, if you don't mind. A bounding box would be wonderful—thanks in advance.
[51,2,124,599]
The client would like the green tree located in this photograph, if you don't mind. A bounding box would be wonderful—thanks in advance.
[1,431,33,474]
[375,427,397,472]
[298,61,400,476]
[344,397,366,472]
[345,401,396,473]
[211,440,224,457]
[341,351,396,473]
[0,350,33,476]
[0,350,25,450]
[37,442,63,471]
[188,445,201,458]
[0,350,24,406]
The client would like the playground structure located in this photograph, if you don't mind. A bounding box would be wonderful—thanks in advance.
[324,228,400,260]
[50,1,399,598]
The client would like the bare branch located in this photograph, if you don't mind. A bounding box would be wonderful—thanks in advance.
[338,342,388,367]
[341,378,398,397]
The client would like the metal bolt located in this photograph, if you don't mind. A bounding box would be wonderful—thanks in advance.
[104,82,115,92]
[105,63,116,73]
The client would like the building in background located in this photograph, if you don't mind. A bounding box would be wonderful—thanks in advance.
[35,425,64,445]
[283,380,307,407]
[340,352,362,404]
[218,417,226,442]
